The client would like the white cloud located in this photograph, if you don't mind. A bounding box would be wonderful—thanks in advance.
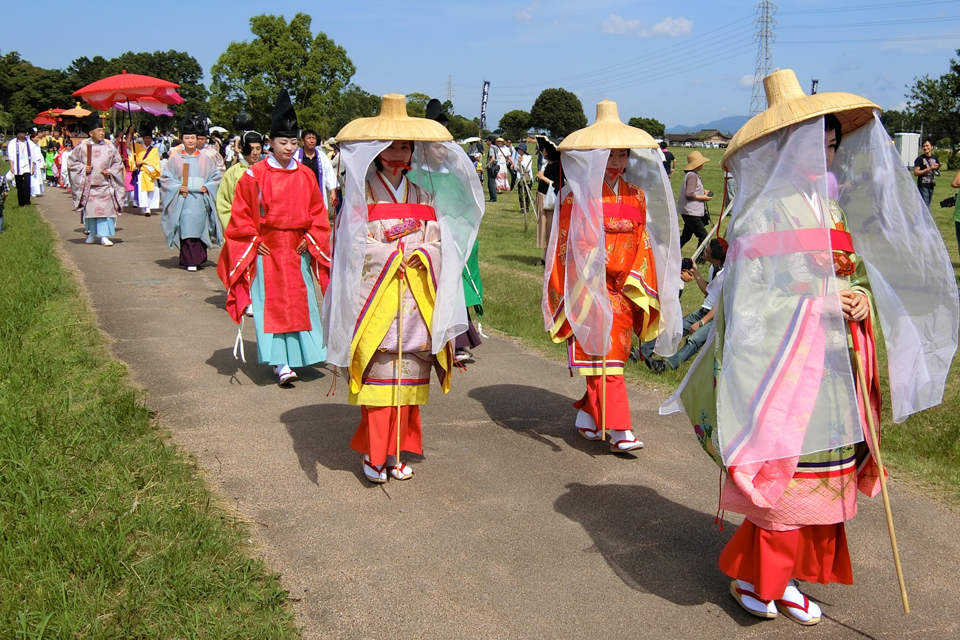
[738,74,755,90]
[515,2,540,23]
[601,14,642,35]
[647,17,693,37]
[601,15,692,37]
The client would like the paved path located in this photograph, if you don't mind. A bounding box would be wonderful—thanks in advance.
[40,190,960,639]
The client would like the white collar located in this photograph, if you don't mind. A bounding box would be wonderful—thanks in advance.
[267,155,297,170]
[378,171,407,202]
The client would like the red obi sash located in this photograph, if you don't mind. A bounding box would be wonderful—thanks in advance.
[367,203,436,221]
[730,228,854,261]
[603,202,645,224]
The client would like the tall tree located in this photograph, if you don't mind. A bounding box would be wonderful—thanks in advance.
[880,109,919,137]
[499,110,531,140]
[210,13,355,137]
[628,116,665,138]
[329,84,381,134]
[0,52,74,127]
[529,88,586,138]
[907,49,960,157]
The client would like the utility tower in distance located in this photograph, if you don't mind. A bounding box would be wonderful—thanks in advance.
[750,1,777,115]
[447,76,453,102]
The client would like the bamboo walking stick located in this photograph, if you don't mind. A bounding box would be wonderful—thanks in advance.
[851,327,910,614]
[396,255,405,472]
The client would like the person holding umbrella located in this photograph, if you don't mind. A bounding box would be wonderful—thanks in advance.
[662,69,958,625]
[67,113,124,246]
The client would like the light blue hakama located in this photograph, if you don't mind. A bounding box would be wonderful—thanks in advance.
[85,217,116,237]
[252,254,326,367]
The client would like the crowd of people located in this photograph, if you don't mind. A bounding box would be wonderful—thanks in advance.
[1,69,957,628]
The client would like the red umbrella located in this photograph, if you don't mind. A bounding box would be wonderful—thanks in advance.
[73,69,184,111]
[33,108,65,125]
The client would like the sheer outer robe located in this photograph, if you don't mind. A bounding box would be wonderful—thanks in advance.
[406,161,484,312]
[323,140,485,368]
[216,160,331,328]
[542,148,682,358]
[66,140,124,217]
[661,116,957,525]
[159,153,221,250]
[546,178,661,374]
[347,175,449,406]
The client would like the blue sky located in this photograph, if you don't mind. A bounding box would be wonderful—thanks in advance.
[5,0,959,130]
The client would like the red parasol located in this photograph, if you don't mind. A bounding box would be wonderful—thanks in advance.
[73,69,184,111]
[33,108,66,126]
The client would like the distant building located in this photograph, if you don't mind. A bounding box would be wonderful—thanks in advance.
[664,129,732,148]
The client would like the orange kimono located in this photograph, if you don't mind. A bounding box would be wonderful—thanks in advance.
[546,177,660,429]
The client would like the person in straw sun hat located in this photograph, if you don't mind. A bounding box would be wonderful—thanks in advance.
[325,94,484,484]
[544,99,683,454]
[661,68,958,625]
[678,149,713,251]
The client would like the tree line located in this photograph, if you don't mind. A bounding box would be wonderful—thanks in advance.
[0,12,664,141]
[880,49,960,166]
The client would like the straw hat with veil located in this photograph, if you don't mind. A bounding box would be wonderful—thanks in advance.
[543,99,682,452]
[325,93,484,483]
[661,68,958,623]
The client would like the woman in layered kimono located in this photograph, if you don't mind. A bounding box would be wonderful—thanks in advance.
[325,94,484,484]
[661,69,958,625]
[544,100,682,453]
[160,114,222,271]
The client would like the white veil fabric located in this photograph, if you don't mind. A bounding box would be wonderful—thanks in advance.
[835,116,959,422]
[406,141,486,350]
[662,115,958,467]
[626,148,683,355]
[322,140,484,368]
[541,148,682,357]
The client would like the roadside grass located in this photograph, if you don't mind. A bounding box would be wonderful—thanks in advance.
[477,147,960,507]
[0,190,297,636]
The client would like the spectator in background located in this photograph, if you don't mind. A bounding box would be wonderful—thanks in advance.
[660,141,675,177]
[515,143,533,215]
[913,138,939,207]
[294,129,337,213]
[506,139,518,189]
[6,124,34,207]
[535,137,562,267]
[952,171,960,258]
[641,238,726,373]
[678,151,712,250]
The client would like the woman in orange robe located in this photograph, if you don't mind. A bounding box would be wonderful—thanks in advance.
[544,99,682,454]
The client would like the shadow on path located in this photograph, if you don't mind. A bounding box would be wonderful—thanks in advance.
[554,482,752,620]
[281,403,363,484]
[469,384,604,456]
[205,347,329,387]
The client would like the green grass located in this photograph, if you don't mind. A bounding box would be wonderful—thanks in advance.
[477,146,960,507]
[0,184,298,636]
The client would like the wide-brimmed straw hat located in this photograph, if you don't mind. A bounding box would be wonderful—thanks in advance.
[558,99,657,151]
[684,151,710,171]
[723,68,878,165]
[336,94,452,142]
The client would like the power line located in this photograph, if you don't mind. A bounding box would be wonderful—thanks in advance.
[778,0,955,14]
